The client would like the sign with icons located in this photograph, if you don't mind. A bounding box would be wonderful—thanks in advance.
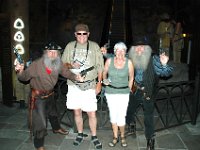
[14,18,24,29]
[15,44,25,54]
[10,1,30,103]
[14,31,25,42]
[13,18,25,59]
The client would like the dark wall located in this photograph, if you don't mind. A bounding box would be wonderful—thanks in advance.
[29,0,108,60]
[0,15,13,106]
[191,1,200,66]
[29,0,48,60]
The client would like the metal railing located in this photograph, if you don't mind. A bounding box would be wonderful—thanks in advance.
[153,80,197,131]
[55,73,200,131]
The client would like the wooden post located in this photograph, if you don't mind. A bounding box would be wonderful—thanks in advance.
[9,0,30,103]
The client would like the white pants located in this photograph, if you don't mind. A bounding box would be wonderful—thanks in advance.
[105,93,129,126]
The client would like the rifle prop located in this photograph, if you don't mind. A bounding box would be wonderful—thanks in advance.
[13,46,23,64]
[80,66,95,77]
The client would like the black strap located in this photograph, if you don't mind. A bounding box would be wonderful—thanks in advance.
[75,79,95,84]
[107,84,128,89]
[73,41,89,65]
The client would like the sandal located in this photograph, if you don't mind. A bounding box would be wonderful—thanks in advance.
[108,137,119,147]
[91,136,102,149]
[73,133,83,146]
[121,137,127,147]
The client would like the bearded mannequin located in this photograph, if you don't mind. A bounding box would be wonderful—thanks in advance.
[43,50,62,72]
[14,42,83,150]
[126,36,173,150]
[129,45,152,71]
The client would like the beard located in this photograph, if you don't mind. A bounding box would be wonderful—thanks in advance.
[129,45,152,71]
[43,53,62,72]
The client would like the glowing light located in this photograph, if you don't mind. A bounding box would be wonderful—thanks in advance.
[14,44,25,55]
[14,31,25,42]
[14,58,19,65]
[183,33,186,37]
[14,18,24,29]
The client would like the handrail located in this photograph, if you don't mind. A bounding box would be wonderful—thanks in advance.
[55,75,200,131]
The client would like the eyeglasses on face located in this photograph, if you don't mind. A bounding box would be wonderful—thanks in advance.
[76,32,88,35]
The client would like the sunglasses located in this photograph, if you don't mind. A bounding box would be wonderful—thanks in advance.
[76,32,88,35]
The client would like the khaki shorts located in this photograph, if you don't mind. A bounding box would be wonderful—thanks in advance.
[66,85,97,112]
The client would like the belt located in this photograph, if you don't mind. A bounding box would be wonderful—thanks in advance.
[75,79,95,84]
[135,84,150,100]
[108,84,128,89]
[31,88,54,99]
[134,82,145,91]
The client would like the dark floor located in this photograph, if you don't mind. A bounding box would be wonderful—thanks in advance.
[0,102,200,150]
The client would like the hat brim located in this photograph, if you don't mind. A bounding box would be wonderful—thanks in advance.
[133,41,148,46]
